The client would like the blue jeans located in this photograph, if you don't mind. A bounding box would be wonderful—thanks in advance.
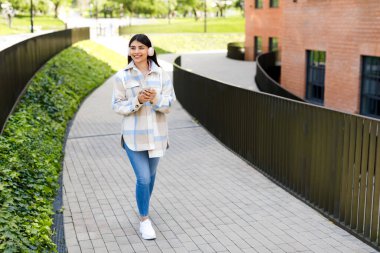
[123,142,160,217]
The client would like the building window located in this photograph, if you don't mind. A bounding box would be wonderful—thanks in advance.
[270,0,279,8]
[255,0,263,9]
[361,56,380,118]
[254,36,262,60]
[269,37,278,52]
[306,50,326,104]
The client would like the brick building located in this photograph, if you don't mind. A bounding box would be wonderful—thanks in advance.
[245,0,380,117]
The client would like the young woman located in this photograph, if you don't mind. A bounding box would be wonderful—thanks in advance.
[112,34,176,240]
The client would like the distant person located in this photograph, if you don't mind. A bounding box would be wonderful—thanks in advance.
[111,34,176,240]
[1,3,14,28]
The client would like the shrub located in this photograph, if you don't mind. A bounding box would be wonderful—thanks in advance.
[0,43,115,252]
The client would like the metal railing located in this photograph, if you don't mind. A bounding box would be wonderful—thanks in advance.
[173,55,380,250]
[0,28,89,134]
[256,51,304,101]
[227,42,245,61]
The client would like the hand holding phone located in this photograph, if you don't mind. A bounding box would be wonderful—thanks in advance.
[138,88,157,104]
[143,88,157,102]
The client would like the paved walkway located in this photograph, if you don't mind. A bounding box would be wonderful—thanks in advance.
[62,39,377,253]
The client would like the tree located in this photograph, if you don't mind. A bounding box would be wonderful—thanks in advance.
[213,0,233,17]
[167,0,177,19]
[176,0,202,20]
[89,0,107,18]
[50,0,72,18]
[113,0,161,24]
[153,0,176,19]
[7,0,29,12]
[233,0,243,13]
[133,0,156,16]
[36,0,49,14]
[113,0,136,24]
[101,0,119,18]
[50,0,60,17]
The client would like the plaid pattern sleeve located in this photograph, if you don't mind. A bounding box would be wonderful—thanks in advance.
[112,71,143,116]
[151,70,176,114]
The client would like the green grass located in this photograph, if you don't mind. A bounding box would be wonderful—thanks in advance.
[122,16,244,34]
[120,16,245,53]
[75,40,127,70]
[0,15,65,35]
[123,33,245,53]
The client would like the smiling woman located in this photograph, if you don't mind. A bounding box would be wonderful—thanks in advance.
[112,33,176,241]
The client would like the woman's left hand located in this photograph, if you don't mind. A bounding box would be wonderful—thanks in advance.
[144,88,157,102]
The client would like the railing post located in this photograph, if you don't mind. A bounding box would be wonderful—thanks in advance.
[173,55,380,250]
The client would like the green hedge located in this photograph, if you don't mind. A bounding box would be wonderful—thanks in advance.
[0,43,115,252]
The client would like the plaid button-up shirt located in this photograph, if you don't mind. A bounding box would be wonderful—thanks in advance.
[112,60,176,158]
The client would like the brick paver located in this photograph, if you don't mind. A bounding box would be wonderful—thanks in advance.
[63,55,377,252]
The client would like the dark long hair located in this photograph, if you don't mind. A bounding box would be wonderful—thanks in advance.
[128,34,160,67]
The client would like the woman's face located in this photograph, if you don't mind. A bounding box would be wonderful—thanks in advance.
[129,40,149,64]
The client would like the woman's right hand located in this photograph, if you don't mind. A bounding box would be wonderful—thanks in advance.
[138,90,151,104]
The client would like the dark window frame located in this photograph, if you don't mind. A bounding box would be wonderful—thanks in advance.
[269,37,278,52]
[255,0,263,9]
[360,56,380,118]
[306,50,326,105]
[270,0,279,8]
[254,36,263,61]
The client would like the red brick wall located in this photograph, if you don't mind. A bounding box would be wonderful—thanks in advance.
[281,0,380,113]
[245,0,282,61]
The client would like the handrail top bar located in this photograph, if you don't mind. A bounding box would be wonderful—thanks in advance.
[0,27,90,53]
[256,51,305,102]
[0,27,90,134]
[173,55,380,123]
[172,55,253,93]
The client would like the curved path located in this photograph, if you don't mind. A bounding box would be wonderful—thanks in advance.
[63,41,376,253]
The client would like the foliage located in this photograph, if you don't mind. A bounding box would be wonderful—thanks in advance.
[0,15,65,35]
[176,0,202,19]
[35,0,50,14]
[213,0,233,17]
[2,0,242,19]
[50,0,73,18]
[87,0,107,18]
[121,16,244,33]
[234,0,243,10]
[3,0,71,16]
[0,41,115,252]
[99,0,121,18]
[113,0,149,15]
[109,0,240,18]
[154,0,177,16]
[6,0,29,13]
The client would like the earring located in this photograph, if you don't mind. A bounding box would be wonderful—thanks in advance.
[148,47,154,56]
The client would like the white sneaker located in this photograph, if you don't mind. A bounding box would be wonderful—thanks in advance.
[139,219,156,240]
